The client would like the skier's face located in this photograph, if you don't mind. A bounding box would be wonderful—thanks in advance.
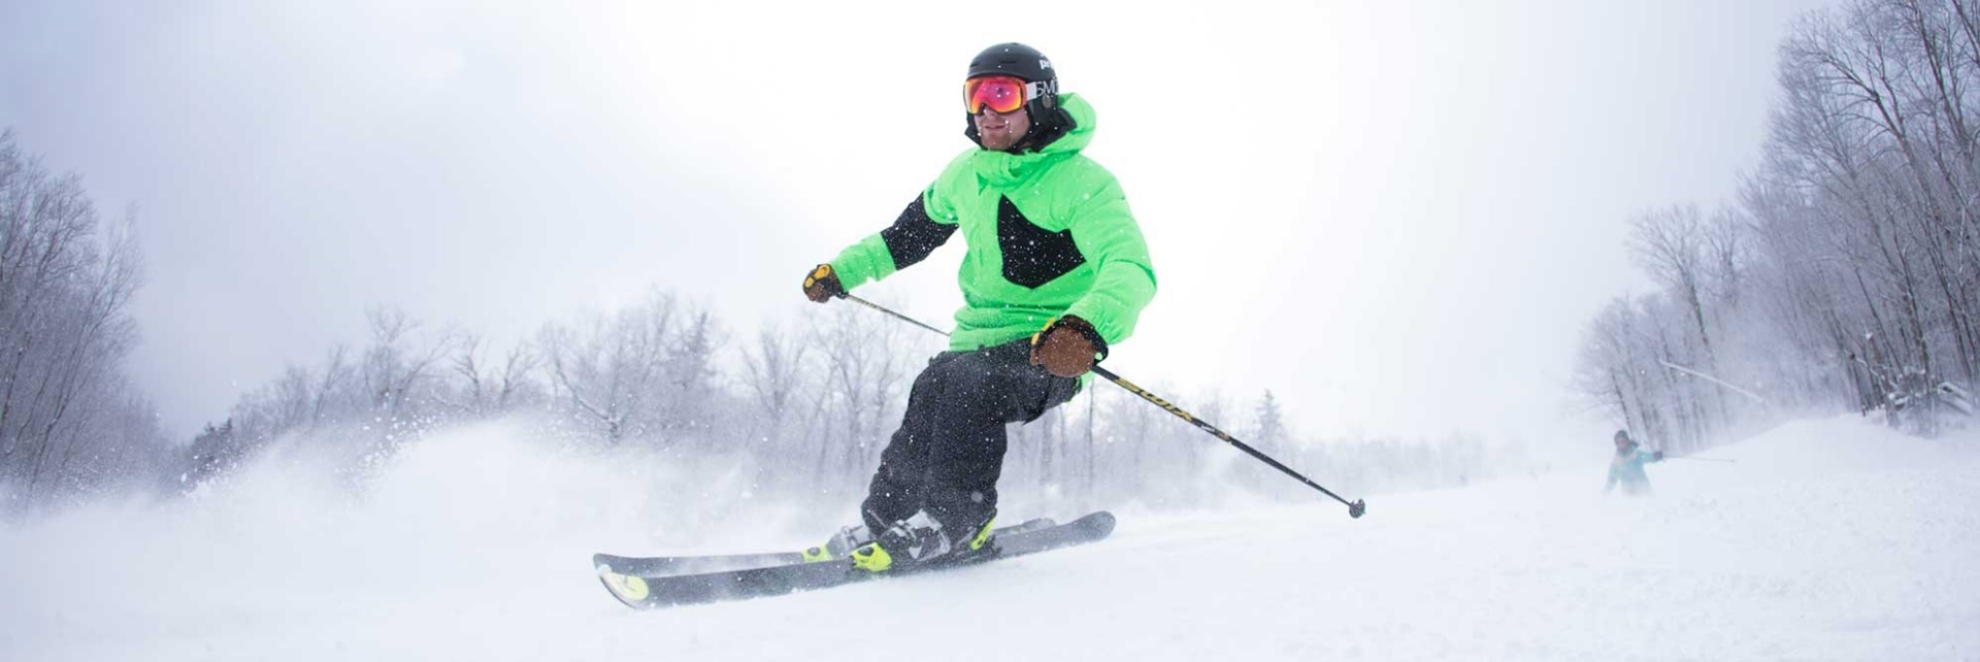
[974,105,1030,151]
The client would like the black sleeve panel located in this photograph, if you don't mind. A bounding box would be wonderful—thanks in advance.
[880,195,958,271]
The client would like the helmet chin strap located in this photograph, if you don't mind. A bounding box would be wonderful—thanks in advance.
[1007,105,1045,152]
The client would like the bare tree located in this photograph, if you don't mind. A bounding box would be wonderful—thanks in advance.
[1629,205,1719,369]
[740,322,809,447]
[538,290,681,445]
[360,306,455,425]
[809,302,914,491]
[0,130,161,508]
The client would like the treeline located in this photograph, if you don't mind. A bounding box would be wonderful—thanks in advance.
[1576,0,1980,451]
[181,294,927,503]
[0,127,1511,518]
[187,292,1514,515]
[0,130,166,511]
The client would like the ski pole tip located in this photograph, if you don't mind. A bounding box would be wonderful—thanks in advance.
[1348,499,1366,519]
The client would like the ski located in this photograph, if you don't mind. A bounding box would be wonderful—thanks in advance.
[593,511,1116,609]
[591,516,1056,577]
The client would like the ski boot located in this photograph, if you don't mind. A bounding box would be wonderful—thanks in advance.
[849,511,997,573]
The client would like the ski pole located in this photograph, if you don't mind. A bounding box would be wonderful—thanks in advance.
[840,294,951,338]
[840,294,1367,519]
[1670,456,1736,464]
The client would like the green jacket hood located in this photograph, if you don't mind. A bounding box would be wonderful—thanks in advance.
[1038,93,1096,155]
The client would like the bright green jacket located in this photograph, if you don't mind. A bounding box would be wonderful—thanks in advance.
[827,93,1157,352]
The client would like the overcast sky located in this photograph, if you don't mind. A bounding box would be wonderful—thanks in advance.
[1,0,1835,446]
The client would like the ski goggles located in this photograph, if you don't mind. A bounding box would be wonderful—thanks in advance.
[964,75,1051,115]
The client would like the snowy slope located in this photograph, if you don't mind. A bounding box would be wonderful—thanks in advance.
[4,416,1977,661]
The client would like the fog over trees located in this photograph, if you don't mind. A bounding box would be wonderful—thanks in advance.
[1575,0,1979,452]
[174,289,1503,522]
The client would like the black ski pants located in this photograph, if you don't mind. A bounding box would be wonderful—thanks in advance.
[861,339,1082,536]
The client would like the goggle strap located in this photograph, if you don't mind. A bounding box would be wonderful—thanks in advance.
[966,77,1057,114]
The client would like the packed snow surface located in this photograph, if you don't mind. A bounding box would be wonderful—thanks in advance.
[4,415,1977,660]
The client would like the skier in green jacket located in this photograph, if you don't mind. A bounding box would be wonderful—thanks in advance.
[799,43,1157,572]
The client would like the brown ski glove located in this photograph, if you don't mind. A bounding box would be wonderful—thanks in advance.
[1029,316,1108,378]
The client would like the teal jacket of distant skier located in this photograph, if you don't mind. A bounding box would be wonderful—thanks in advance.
[825,93,1158,352]
[1605,447,1662,495]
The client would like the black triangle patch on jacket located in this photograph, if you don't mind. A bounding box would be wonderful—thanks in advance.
[997,196,1086,289]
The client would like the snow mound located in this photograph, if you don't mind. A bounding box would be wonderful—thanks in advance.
[2,415,1976,661]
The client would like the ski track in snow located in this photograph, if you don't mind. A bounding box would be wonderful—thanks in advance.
[3,416,1978,661]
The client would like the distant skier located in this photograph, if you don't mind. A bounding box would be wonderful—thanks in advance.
[798,43,1157,572]
[1604,429,1664,496]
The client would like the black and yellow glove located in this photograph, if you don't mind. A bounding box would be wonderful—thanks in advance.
[802,263,846,303]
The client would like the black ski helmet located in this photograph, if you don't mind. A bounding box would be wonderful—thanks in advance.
[963,42,1072,152]
[967,42,1059,107]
